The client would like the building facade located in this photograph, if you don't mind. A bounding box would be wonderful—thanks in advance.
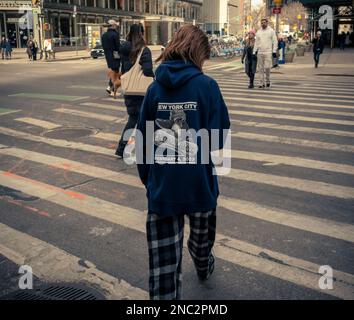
[0,0,203,49]
[202,0,228,35]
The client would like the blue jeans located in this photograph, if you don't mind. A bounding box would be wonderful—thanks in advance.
[314,51,321,66]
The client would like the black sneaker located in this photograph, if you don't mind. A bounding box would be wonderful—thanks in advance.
[248,84,254,89]
[266,83,271,88]
[115,150,124,159]
[197,254,215,281]
[106,86,112,94]
[258,85,265,89]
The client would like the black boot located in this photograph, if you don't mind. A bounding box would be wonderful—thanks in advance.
[248,75,254,89]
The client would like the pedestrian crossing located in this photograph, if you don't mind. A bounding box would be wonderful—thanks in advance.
[1,71,354,299]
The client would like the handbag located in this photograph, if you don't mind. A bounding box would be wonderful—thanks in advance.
[121,48,153,96]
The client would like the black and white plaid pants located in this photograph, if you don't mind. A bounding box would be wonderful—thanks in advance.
[146,209,216,300]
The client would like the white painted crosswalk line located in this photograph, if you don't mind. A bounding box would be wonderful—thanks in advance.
[224,168,354,199]
[230,110,354,126]
[0,171,353,299]
[1,127,354,197]
[232,119,354,138]
[1,146,354,242]
[15,117,62,130]
[0,223,148,300]
[224,96,354,111]
[53,108,119,122]
[226,102,354,117]
[0,126,113,156]
[232,132,354,153]
[217,80,354,94]
[80,102,126,112]
[220,86,354,100]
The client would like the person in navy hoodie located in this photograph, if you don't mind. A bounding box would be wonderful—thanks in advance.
[135,24,230,300]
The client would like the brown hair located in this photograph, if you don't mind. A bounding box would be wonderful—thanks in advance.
[127,24,146,63]
[156,25,211,70]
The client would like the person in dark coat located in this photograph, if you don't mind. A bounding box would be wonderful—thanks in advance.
[339,32,346,50]
[241,30,257,89]
[312,31,325,68]
[1,37,6,60]
[115,24,154,158]
[4,39,12,60]
[101,19,121,95]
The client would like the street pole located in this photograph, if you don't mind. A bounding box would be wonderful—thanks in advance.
[276,12,279,35]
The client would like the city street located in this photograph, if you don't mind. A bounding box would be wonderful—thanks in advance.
[0,48,354,300]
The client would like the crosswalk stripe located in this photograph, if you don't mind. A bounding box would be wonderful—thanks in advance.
[8,93,90,102]
[225,96,354,111]
[0,126,113,156]
[0,223,148,300]
[0,127,354,199]
[220,86,354,99]
[80,102,126,112]
[0,108,21,116]
[230,149,354,175]
[232,119,354,138]
[232,131,354,153]
[226,102,354,117]
[53,108,119,122]
[216,80,354,93]
[15,117,62,129]
[94,132,121,141]
[230,110,354,126]
[1,145,354,242]
[224,168,354,199]
[0,171,353,299]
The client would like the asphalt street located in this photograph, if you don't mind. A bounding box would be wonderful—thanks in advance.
[0,49,353,300]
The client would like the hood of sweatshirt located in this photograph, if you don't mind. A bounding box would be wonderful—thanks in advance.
[155,60,203,89]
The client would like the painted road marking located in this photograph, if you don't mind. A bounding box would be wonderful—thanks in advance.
[80,102,126,112]
[232,131,354,153]
[0,223,148,300]
[53,108,119,122]
[15,117,62,129]
[231,119,354,138]
[8,93,90,102]
[1,146,354,242]
[230,109,354,127]
[223,168,354,199]
[0,108,20,116]
[0,171,353,299]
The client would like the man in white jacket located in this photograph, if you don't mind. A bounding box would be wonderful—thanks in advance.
[253,18,278,88]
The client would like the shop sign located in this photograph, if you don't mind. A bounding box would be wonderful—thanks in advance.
[0,1,32,10]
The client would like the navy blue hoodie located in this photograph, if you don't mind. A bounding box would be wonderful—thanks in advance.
[136,60,230,217]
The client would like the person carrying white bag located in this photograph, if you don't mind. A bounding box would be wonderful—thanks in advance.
[115,24,154,159]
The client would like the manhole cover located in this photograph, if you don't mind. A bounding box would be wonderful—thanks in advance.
[42,127,97,139]
[0,283,106,300]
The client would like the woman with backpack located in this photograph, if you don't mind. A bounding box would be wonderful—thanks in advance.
[115,24,154,158]
[136,24,230,300]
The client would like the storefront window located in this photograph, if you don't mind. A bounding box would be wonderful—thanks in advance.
[86,0,95,7]
[118,0,124,9]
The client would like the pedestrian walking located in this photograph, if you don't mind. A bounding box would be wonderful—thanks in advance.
[253,17,278,88]
[115,24,154,158]
[4,39,12,60]
[312,31,324,68]
[339,32,346,50]
[345,32,351,48]
[136,24,230,300]
[27,39,34,61]
[241,30,257,89]
[0,37,6,60]
[101,19,121,96]
[32,39,38,61]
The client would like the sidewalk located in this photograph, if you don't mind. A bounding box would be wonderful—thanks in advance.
[280,47,354,78]
[1,45,164,64]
